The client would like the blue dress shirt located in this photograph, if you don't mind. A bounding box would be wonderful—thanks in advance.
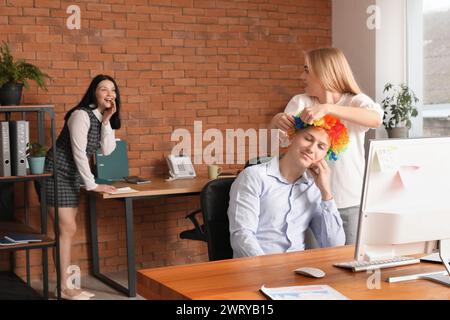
[228,157,345,257]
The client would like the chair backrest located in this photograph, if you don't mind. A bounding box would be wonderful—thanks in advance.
[200,177,235,261]
[244,156,272,168]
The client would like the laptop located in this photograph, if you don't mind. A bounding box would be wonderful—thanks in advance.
[94,140,129,185]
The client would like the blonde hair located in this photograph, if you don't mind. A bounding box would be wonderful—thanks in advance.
[305,47,362,95]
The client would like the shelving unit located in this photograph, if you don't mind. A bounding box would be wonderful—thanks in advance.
[0,105,60,300]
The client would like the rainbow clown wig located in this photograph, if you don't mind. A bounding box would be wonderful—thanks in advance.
[288,114,350,161]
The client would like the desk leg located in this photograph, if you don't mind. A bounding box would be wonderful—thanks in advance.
[88,195,136,297]
[88,193,100,275]
[125,198,136,297]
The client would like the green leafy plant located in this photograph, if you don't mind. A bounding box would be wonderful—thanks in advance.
[382,83,419,130]
[0,42,50,89]
[26,142,47,158]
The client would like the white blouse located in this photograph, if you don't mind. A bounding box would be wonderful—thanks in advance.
[67,108,116,191]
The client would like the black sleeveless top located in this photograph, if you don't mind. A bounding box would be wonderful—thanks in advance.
[45,106,101,181]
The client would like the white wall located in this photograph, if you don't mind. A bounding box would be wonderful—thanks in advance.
[332,0,377,144]
[406,0,424,137]
[332,0,376,99]
[333,0,408,139]
[375,0,406,102]
[375,0,407,138]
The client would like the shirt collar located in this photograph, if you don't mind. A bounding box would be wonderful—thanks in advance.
[89,104,103,122]
[266,156,311,185]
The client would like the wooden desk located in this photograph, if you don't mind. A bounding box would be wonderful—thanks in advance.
[97,177,212,200]
[137,246,450,300]
[88,176,211,297]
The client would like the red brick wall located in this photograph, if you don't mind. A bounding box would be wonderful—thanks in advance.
[0,0,331,279]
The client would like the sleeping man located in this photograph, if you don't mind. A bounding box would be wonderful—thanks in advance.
[228,115,349,257]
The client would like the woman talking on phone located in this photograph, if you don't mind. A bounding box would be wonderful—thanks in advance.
[44,74,121,299]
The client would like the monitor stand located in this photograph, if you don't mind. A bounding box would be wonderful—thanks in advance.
[387,239,450,287]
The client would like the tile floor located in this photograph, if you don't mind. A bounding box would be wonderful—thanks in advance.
[31,271,145,300]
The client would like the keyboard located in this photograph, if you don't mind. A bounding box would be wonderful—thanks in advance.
[334,256,421,272]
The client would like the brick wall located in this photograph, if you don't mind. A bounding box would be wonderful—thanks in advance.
[0,0,331,279]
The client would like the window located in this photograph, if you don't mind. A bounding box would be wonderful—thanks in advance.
[407,0,450,137]
[423,1,450,106]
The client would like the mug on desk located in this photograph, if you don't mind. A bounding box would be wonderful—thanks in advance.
[208,165,222,179]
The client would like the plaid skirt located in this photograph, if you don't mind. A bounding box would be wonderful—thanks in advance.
[45,175,81,208]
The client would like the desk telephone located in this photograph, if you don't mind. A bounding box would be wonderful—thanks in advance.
[166,155,196,180]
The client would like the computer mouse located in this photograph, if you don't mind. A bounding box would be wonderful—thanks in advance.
[294,267,326,278]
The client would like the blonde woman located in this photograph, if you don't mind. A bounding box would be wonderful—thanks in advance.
[269,47,383,245]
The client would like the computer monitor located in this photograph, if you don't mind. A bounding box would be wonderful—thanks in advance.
[354,137,450,281]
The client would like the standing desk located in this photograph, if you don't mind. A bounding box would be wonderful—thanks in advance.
[88,176,211,297]
[136,245,450,300]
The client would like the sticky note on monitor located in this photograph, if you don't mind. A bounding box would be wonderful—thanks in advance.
[374,147,400,172]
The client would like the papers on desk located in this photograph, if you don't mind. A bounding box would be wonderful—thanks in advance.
[260,284,348,300]
[106,187,139,195]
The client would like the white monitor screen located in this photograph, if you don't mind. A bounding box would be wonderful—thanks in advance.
[355,137,450,261]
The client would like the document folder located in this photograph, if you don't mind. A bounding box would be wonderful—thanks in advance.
[9,121,28,176]
[94,140,129,184]
[0,121,11,177]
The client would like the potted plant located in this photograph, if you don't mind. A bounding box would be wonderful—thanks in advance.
[27,142,47,174]
[381,83,419,138]
[0,42,50,106]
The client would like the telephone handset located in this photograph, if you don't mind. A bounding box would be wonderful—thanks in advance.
[166,155,196,180]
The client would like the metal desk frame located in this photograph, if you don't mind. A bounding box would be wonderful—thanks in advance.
[88,191,201,297]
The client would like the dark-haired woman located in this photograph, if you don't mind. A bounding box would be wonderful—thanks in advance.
[45,75,120,299]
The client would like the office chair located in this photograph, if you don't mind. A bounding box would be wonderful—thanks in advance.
[179,177,235,261]
[200,177,235,261]
[179,157,272,244]
[179,208,206,241]
[244,156,272,168]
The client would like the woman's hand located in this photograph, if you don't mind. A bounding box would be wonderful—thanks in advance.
[102,99,117,125]
[300,104,330,124]
[93,184,117,193]
[307,159,333,201]
[271,112,295,131]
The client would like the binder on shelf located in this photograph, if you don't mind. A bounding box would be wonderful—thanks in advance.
[25,120,29,170]
[0,121,11,177]
[9,120,28,176]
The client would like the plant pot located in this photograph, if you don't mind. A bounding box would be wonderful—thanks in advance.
[0,82,24,106]
[28,156,45,174]
[387,127,409,139]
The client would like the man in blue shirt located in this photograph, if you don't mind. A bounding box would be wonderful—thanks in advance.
[228,115,348,257]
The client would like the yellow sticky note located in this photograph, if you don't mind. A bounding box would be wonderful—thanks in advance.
[374,147,400,172]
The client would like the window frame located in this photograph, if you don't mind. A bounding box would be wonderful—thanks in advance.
[407,0,450,135]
